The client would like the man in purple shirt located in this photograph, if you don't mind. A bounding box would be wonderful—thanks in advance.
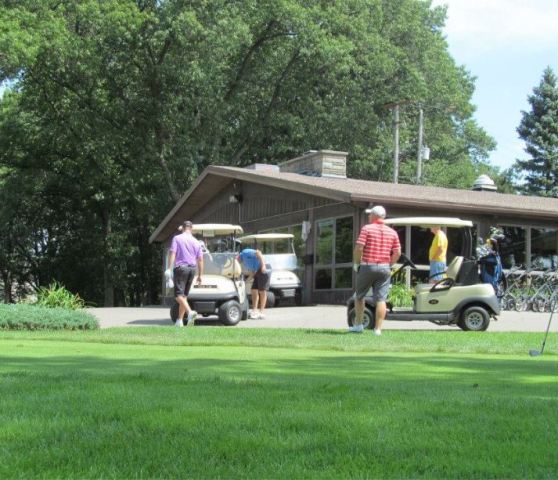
[165,221,204,327]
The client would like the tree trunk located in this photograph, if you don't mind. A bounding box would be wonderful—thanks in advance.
[2,271,13,303]
[102,208,114,307]
[104,267,114,307]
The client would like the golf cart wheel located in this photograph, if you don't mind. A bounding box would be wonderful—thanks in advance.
[347,307,375,330]
[458,306,490,331]
[514,298,529,312]
[532,299,544,313]
[496,276,507,299]
[170,303,179,324]
[219,300,242,326]
[266,290,276,308]
[502,297,515,311]
[294,289,303,306]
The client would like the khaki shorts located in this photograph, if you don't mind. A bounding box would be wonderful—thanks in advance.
[355,264,391,302]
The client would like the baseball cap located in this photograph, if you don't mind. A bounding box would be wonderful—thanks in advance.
[365,205,386,218]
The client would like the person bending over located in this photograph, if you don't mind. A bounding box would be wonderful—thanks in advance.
[238,247,270,319]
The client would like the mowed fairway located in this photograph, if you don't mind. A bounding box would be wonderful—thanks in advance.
[0,329,556,479]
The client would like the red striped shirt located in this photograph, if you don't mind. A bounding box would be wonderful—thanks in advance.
[356,220,401,264]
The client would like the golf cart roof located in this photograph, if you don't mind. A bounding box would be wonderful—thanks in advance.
[238,233,294,243]
[190,224,244,236]
[384,217,473,228]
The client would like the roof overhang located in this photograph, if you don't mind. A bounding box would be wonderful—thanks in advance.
[151,165,558,243]
[150,166,351,243]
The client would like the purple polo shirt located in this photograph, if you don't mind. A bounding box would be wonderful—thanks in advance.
[170,232,202,267]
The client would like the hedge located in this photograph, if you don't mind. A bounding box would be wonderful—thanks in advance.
[0,304,99,331]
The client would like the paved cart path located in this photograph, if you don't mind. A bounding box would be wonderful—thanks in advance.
[89,305,557,332]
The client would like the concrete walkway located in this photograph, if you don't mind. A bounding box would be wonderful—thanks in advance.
[89,305,557,332]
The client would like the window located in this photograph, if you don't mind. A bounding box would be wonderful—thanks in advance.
[499,226,526,269]
[315,220,334,265]
[314,216,353,290]
[408,226,467,266]
[410,227,430,265]
[531,228,558,270]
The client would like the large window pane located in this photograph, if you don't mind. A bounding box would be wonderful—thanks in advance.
[315,268,332,289]
[335,217,353,264]
[446,228,465,259]
[500,226,526,269]
[335,267,352,289]
[531,228,558,270]
[316,220,334,265]
[394,226,406,255]
[410,227,431,265]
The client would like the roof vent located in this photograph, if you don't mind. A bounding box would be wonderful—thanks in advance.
[472,174,497,191]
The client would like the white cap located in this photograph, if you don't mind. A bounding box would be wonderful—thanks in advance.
[365,205,386,218]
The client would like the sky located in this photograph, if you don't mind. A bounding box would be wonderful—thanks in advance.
[431,0,558,170]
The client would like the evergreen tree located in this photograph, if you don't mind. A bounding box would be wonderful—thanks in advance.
[516,67,558,197]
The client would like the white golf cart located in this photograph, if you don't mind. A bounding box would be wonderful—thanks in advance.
[347,217,501,331]
[237,233,303,307]
[169,224,248,326]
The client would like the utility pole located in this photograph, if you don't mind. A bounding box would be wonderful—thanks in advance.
[393,103,400,184]
[416,105,424,184]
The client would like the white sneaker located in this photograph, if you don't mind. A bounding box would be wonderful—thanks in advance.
[373,329,382,336]
[249,310,258,319]
[186,311,197,326]
[257,312,266,320]
[349,324,364,333]
[175,319,184,327]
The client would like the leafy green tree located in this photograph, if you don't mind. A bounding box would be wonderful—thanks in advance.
[515,67,558,197]
[0,0,498,305]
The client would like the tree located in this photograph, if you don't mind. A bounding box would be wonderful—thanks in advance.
[515,67,558,197]
[0,0,497,305]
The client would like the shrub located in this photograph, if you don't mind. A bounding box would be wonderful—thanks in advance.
[0,304,99,330]
[388,282,414,307]
[36,282,85,310]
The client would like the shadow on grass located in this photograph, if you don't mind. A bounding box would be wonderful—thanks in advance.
[2,349,557,389]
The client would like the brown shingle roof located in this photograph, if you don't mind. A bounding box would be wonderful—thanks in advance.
[150,165,558,242]
[212,166,558,216]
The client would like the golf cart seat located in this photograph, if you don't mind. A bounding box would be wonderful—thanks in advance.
[414,256,464,293]
[446,256,464,280]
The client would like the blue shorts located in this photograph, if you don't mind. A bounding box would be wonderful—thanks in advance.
[430,261,446,281]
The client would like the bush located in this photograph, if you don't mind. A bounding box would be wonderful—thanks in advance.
[388,282,414,307]
[36,282,85,310]
[0,304,99,330]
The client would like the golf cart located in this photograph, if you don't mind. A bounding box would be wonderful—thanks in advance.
[169,224,248,326]
[237,233,303,307]
[347,217,501,331]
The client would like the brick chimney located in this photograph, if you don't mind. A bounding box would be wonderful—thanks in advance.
[279,150,348,178]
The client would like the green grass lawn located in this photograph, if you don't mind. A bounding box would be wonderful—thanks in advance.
[1,328,556,479]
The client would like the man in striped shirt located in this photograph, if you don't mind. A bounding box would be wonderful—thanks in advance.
[351,205,401,335]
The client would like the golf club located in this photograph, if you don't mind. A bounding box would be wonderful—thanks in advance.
[529,295,557,357]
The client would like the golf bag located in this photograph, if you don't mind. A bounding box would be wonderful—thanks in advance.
[479,252,503,294]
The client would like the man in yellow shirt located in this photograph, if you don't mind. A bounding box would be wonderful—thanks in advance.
[429,226,448,282]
